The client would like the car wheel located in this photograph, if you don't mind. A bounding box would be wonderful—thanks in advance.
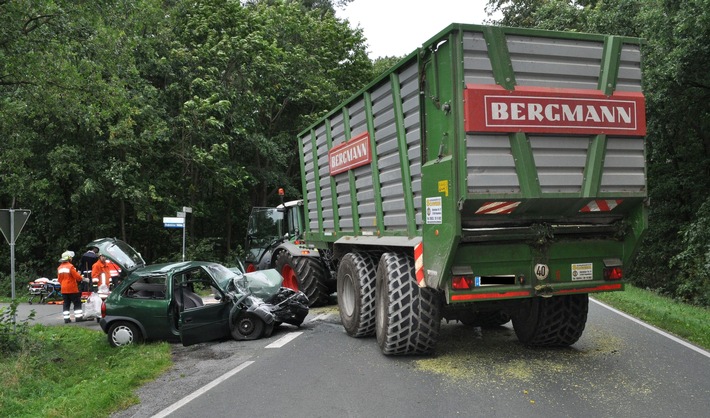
[231,313,265,341]
[107,321,143,347]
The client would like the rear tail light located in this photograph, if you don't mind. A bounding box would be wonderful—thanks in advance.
[246,263,257,273]
[101,301,106,318]
[604,267,623,280]
[452,276,473,290]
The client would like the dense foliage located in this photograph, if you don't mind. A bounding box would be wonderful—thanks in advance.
[487,0,710,306]
[0,0,373,286]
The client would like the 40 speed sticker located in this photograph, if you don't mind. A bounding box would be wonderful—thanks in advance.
[571,263,593,281]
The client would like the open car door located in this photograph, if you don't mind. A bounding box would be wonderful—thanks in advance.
[179,303,230,346]
[174,266,231,346]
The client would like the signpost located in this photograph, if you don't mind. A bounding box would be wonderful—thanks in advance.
[163,206,191,261]
[1,209,31,327]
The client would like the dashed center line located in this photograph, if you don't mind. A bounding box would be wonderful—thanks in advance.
[265,331,303,348]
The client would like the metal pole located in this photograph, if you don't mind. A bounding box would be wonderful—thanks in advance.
[10,209,16,327]
[182,217,186,262]
[10,209,15,300]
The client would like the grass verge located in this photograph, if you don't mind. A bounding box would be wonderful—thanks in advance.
[0,324,172,418]
[593,284,710,350]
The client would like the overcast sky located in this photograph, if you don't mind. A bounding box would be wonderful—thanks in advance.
[335,0,501,59]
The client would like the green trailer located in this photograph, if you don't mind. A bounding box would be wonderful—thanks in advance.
[295,23,647,355]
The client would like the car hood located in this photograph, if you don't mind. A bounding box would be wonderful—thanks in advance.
[87,238,146,274]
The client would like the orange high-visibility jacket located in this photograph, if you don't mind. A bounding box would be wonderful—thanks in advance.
[91,259,113,286]
[57,262,83,293]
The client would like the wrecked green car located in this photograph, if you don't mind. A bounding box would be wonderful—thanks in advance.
[91,238,309,347]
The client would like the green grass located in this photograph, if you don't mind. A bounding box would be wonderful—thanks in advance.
[593,284,710,350]
[0,325,172,418]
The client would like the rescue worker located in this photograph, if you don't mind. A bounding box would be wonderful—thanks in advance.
[57,250,84,323]
[91,252,113,293]
[78,246,99,290]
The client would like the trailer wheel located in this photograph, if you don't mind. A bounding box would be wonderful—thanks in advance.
[337,252,378,337]
[275,252,330,307]
[512,294,589,347]
[375,252,442,355]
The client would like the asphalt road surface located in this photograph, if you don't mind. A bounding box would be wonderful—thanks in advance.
[6,299,709,417]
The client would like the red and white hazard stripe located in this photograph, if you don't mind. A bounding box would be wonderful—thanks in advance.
[414,243,425,287]
[475,201,521,215]
[579,199,623,213]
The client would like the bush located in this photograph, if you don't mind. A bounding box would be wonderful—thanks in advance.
[0,299,36,355]
[670,197,710,306]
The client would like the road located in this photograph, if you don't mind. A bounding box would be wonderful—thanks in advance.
[119,300,709,418]
[5,299,709,417]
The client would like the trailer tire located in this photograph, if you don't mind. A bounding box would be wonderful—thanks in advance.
[512,294,588,347]
[337,252,378,337]
[275,252,330,307]
[375,252,442,355]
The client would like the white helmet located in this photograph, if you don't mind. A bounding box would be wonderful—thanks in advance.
[59,250,75,262]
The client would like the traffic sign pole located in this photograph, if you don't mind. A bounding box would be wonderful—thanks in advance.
[0,208,31,328]
[10,209,15,301]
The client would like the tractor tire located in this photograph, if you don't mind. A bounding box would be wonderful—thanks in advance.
[512,294,589,347]
[337,252,378,337]
[275,252,330,307]
[375,252,442,355]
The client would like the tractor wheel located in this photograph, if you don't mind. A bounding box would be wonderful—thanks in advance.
[337,252,378,337]
[512,294,589,347]
[375,252,442,355]
[275,252,330,307]
[108,321,143,347]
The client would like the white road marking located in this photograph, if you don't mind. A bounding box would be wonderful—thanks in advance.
[591,298,710,359]
[265,331,303,348]
[151,361,254,418]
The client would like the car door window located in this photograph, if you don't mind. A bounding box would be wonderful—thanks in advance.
[123,275,166,299]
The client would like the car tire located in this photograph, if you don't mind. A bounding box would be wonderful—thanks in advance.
[107,321,143,347]
[337,252,378,337]
[231,313,265,341]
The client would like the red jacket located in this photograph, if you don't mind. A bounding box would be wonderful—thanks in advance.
[57,261,83,294]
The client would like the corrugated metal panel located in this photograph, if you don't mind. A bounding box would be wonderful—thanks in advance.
[330,113,352,230]
[601,137,646,192]
[303,127,317,231]
[466,134,520,194]
[462,31,496,85]
[616,44,643,92]
[507,35,603,90]
[371,79,400,232]
[399,62,423,229]
[530,135,589,194]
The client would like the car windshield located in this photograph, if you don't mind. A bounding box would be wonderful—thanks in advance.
[205,263,241,290]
